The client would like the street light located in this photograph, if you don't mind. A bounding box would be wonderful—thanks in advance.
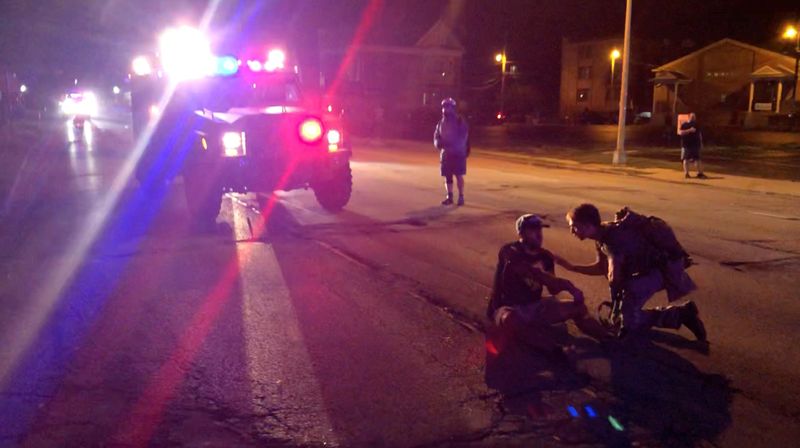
[19,84,27,93]
[782,24,799,109]
[494,52,508,119]
[610,49,621,84]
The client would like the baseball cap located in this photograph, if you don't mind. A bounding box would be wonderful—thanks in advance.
[516,214,550,233]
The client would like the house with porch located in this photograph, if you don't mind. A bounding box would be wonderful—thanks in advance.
[651,38,799,128]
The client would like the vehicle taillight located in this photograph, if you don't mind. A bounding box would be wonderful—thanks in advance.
[298,118,324,144]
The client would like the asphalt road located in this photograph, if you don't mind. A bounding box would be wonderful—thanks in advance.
[0,120,798,447]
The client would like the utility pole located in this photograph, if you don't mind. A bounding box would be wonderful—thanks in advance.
[500,50,507,117]
[614,0,632,165]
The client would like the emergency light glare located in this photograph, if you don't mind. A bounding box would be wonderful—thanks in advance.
[298,118,323,143]
[132,56,153,76]
[265,49,286,71]
[216,56,239,76]
[247,60,263,72]
[159,27,214,81]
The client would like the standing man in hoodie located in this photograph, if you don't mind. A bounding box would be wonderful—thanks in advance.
[434,97,470,206]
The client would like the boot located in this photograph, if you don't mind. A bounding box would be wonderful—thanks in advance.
[680,301,707,341]
[441,193,453,205]
[457,194,464,206]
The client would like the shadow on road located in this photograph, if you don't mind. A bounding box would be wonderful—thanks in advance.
[484,324,733,446]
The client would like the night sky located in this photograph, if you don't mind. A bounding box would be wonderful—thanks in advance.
[1,0,798,109]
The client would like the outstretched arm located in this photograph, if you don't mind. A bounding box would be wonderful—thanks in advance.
[552,252,607,276]
[507,262,584,303]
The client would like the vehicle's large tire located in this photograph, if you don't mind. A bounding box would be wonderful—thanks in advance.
[313,163,352,212]
[183,171,222,224]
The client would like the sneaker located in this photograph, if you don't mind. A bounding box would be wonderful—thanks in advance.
[457,195,465,206]
[441,196,453,205]
[681,301,707,342]
[696,172,708,179]
[684,173,691,179]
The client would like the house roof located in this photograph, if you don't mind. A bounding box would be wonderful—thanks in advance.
[750,64,796,79]
[651,70,692,84]
[653,38,797,72]
[416,19,463,51]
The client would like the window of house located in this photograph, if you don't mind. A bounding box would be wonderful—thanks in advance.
[578,66,592,80]
[578,45,593,59]
[577,89,590,102]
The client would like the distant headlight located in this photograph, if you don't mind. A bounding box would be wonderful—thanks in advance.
[132,56,153,76]
[222,131,246,157]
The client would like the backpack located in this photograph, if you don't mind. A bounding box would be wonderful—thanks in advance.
[614,207,692,268]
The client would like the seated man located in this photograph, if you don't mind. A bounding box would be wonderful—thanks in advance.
[486,214,610,357]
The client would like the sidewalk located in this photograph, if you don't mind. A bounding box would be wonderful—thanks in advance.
[482,150,800,199]
[356,137,800,199]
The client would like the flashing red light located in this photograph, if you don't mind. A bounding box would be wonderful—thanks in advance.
[298,117,324,143]
[496,113,503,120]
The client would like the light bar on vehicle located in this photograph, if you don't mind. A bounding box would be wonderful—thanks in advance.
[159,27,214,81]
[132,29,291,80]
[264,49,286,71]
[215,56,239,76]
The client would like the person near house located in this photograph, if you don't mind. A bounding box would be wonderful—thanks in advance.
[555,203,707,342]
[678,113,708,179]
[433,97,469,206]
[486,214,611,358]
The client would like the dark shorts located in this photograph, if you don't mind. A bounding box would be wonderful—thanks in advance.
[681,146,701,161]
[440,152,467,177]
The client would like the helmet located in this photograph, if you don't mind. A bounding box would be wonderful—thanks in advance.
[441,97,457,108]
[515,214,550,233]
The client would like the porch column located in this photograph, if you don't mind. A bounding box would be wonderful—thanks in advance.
[748,82,755,112]
[672,84,679,116]
[776,81,783,114]
[652,85,658,115]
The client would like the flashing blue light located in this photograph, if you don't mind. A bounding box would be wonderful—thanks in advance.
[567,406,579,418]
[215,56,239,76]
[584,405,597,418]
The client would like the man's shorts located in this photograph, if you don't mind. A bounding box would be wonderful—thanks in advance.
[681,146,701,161]
[440,152,467,177]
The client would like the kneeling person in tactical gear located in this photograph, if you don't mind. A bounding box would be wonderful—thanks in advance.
[487,214,611,357]
[557,203,707,341]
